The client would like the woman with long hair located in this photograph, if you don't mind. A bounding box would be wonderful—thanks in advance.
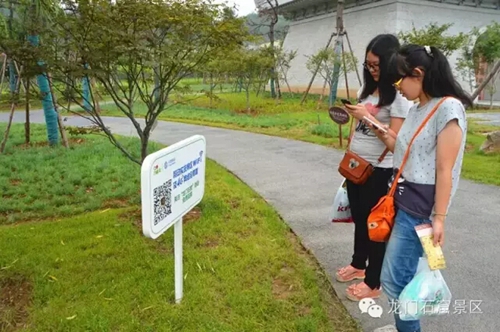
[370,44,472,332]
[336,34,412,301]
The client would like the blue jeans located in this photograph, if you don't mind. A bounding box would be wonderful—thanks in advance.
[380,209,431,332]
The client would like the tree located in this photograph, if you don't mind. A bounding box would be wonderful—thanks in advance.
[456,32,479,92]
[0,0,62,146]
[232,47,273,111]
[48,0,250,164]
[471,22,500,106]
[305,47,357,102]
[252,0,288,99]
[398,23,468,56]
[276,46,296,94]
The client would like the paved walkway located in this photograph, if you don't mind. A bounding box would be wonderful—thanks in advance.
[467,112,500,127]
[2,111,500,332]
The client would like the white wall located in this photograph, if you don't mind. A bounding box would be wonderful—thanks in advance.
[280,0,500,97]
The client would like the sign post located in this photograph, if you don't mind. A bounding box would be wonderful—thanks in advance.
[141,135,206,304]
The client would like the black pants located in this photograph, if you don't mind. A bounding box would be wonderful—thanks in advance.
[345,167,392,290]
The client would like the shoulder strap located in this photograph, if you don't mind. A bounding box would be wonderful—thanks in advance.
[388,97,449,197]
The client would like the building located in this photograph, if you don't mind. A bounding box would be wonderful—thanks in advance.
[255,0,500,101]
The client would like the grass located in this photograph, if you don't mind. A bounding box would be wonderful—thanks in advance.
[462,121,500,185]
[0,124,360,332]
[0,125,159,224]
[66,91,500,186]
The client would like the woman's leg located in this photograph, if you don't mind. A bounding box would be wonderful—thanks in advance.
[346,168,391,300]
[336,180,366,282]
[380,209,431,332]
[346,179,368,270]
[363,168,392,289]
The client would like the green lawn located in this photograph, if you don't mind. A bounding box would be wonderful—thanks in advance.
[68,92,500,186]
[0,124,359,332]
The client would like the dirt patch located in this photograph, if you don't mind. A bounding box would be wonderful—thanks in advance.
[17,137,85,149]
[233,108,260,116]
[0,276,32,331]
[228,200,240,209]
[272,277,293,300]
[103,199,130,209]
[118,208,142,229]
[465,143,475,153]
[183,206,202,224]
[9,179,21,186]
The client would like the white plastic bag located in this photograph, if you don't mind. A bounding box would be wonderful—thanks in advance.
[330,179,353,223]
[398,257,452,321]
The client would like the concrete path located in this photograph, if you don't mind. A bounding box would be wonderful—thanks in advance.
[2,111,500,332]
[467,112,500,127]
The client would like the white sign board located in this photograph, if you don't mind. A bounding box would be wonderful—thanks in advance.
[141,135,206,239]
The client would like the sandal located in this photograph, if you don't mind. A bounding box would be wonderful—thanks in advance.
[346,282,381,302]
[335,265,365,283]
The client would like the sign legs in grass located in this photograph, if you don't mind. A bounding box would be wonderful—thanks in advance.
[141,135,207,304]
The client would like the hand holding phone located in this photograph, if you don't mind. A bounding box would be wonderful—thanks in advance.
[362,116,387,134]
[341,98,352,105]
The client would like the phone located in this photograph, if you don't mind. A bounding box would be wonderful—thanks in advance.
[340,98,352,105]
[363,116,387,133]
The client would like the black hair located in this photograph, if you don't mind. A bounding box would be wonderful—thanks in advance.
[359,34,400,107]
[390,44,473,108]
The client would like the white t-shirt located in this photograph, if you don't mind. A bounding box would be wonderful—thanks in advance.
[390,97,467,218]
[349,88,413,168]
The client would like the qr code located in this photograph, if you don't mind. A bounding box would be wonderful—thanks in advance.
[153,179,172,226]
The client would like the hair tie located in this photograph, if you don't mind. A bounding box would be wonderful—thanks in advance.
[424,45,433,58]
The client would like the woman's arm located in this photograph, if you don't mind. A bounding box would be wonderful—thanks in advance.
[433,119,464,246]
[363,114,401,152]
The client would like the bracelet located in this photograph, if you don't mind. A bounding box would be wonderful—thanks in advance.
[432,212,447,217]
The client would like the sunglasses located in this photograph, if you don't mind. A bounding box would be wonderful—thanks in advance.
[393,78,403,89]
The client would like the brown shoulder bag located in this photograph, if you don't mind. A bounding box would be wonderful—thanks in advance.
[338,117,389,185]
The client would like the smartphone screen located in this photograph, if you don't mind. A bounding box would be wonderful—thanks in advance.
[362,116,387,133]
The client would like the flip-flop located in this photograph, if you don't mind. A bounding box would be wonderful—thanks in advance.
[336,265,365,283]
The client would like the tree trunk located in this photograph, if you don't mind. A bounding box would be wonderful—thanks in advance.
[8,60,17,95]
[0,70,22,153]
[246,88,251,112]
[27,35,59,146]
[47,73,69,148]
[141,136,149,163]
[25,79,30,144]
[82,63,92,112]
[0,54,6,97]
[209,73,213,108]
[471,60,500,102]
[269,20,277,99]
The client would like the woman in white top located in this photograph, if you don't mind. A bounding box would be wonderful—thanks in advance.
[336,34,412,302]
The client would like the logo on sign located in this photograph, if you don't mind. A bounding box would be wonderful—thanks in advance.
[154,164,162,175]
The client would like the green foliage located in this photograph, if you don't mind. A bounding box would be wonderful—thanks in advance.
[456,21,500,92]
[245,12,290,42]
[305,47,357,89]
[34,0,252,163]
[473,22,500,64]
[398,23,468,56]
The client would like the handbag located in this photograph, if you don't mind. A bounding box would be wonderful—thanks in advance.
[367,97,450,242]
[338,115,389,185]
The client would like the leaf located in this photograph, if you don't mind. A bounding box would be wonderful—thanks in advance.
[66,315,77,320]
